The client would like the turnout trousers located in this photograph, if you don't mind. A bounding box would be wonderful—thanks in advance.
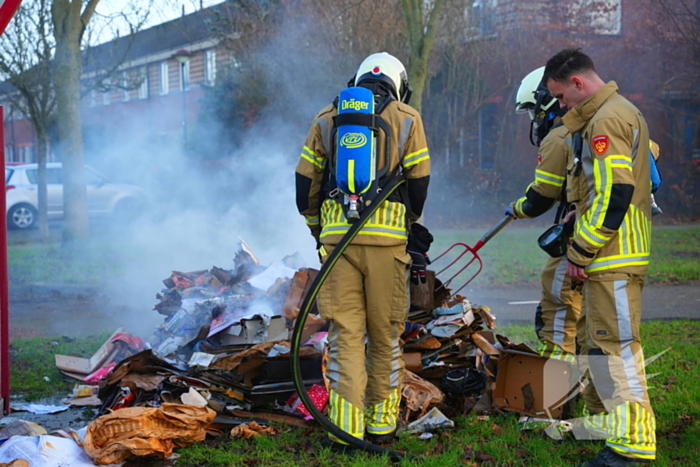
[577,272,656,461]
[536,255,582,361]
[318,244,410,442]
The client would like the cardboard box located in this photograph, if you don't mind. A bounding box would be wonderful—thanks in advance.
[55,327,124,376]
[220,316,287,346]
[493,350,575,419]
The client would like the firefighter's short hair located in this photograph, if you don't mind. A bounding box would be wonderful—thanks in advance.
[543,48,597,84]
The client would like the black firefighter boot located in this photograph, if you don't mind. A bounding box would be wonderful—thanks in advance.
[579,447,653,466]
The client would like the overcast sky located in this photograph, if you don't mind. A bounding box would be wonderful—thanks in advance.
[92,0,223,44]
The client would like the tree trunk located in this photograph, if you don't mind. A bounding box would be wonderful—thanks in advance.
[400,0,447,114]
[52,0,92,245]
[35,129,50,242]
[407,55,428,113]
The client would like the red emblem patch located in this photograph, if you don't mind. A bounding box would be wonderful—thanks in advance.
[593,135,609,155]
[537,154,542,164]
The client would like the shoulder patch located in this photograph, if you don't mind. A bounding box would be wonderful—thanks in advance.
[592,135,609,155]
[537,154,542,164]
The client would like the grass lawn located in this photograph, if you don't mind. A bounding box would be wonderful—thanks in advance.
[9,331,112,401]
[175,320,700,467]
[8,225,699,288]
[9,322,698,467]
[8,244,126,286]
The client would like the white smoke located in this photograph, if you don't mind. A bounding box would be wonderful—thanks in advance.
[88,7,346,337]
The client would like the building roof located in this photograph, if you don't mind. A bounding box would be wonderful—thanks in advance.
[83,1,232,73]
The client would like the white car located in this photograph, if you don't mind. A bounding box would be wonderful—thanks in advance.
[5,162,148,229]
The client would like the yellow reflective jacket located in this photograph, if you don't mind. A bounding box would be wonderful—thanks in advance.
[513,123,571,219]
[295,99,430,247]
[562,81,651,276]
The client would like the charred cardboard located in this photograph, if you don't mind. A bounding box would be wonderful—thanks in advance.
[402,352,423,373]
[55,328,124,376]
[493,350,574,419]
[299,314,327,344]
[471,332,500,356]
[219,316,287,346]
[281,268,319,320]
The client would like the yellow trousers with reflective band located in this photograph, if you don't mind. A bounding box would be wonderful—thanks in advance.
[318,244,410,442]
[536,256,581,362]
[577,273,656,461]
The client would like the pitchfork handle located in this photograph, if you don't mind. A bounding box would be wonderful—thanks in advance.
[471,215,513,253]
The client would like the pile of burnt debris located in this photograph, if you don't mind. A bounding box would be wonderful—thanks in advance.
[31,240,576,463]
[56,240,575,421]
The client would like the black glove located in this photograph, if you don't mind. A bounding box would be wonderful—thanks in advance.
[408,249,428,284]
[407,223,433,285]
[409,223,434,254]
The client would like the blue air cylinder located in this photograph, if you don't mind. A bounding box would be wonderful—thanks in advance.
[335,86,376,202]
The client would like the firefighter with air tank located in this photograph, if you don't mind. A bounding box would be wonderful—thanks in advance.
[295,52,431,449]
[507,66,582,364]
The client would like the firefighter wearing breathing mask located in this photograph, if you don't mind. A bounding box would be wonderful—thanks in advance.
[295,52,431,448]
[506,66,582,363]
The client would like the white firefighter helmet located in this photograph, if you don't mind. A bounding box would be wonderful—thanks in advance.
[514,66,557,121]
[354,52,412,104]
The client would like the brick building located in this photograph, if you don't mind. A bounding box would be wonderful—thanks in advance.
[428,0,699,178]
[1,2,236,163]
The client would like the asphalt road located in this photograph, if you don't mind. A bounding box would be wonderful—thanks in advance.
[462,281,700,325]
[6,222,699,340]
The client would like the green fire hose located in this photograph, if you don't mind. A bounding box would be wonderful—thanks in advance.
[290,175,413,460]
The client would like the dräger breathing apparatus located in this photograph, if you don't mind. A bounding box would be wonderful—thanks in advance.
[292,53,416,460]
[329,86,393,220]
[326,52,412,222]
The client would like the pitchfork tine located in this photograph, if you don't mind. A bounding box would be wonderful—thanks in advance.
[432,215,514,295]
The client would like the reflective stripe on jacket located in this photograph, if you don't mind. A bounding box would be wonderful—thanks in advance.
[513,123,571,219]
[295,99,430,247]
[562,81,651,276]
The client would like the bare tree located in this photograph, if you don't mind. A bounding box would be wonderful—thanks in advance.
[0,0,56,241]
[51,0,102,244]
[50,0,150,245]
[399,0,447,113]
[657,0,700,73]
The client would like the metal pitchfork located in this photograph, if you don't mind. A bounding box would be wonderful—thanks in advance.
[431,215,514,295]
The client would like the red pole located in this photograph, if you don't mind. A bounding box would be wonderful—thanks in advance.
[0,0,24,417]
[0,1,23,38]
[0,106,9,415]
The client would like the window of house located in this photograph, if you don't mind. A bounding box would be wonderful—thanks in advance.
[12,106,23,121]
[160,61,169,95]
[205,49,216,85]
[467,0,496,37]
[180,60,190,91]
[121,71,129,102]
[103,77,111,105]
[5,146,13,162]
[571,0,621,35]
[682,111,700,162]
[18,145,34,163]
[478,103,499,169]
[138,66,148,99]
